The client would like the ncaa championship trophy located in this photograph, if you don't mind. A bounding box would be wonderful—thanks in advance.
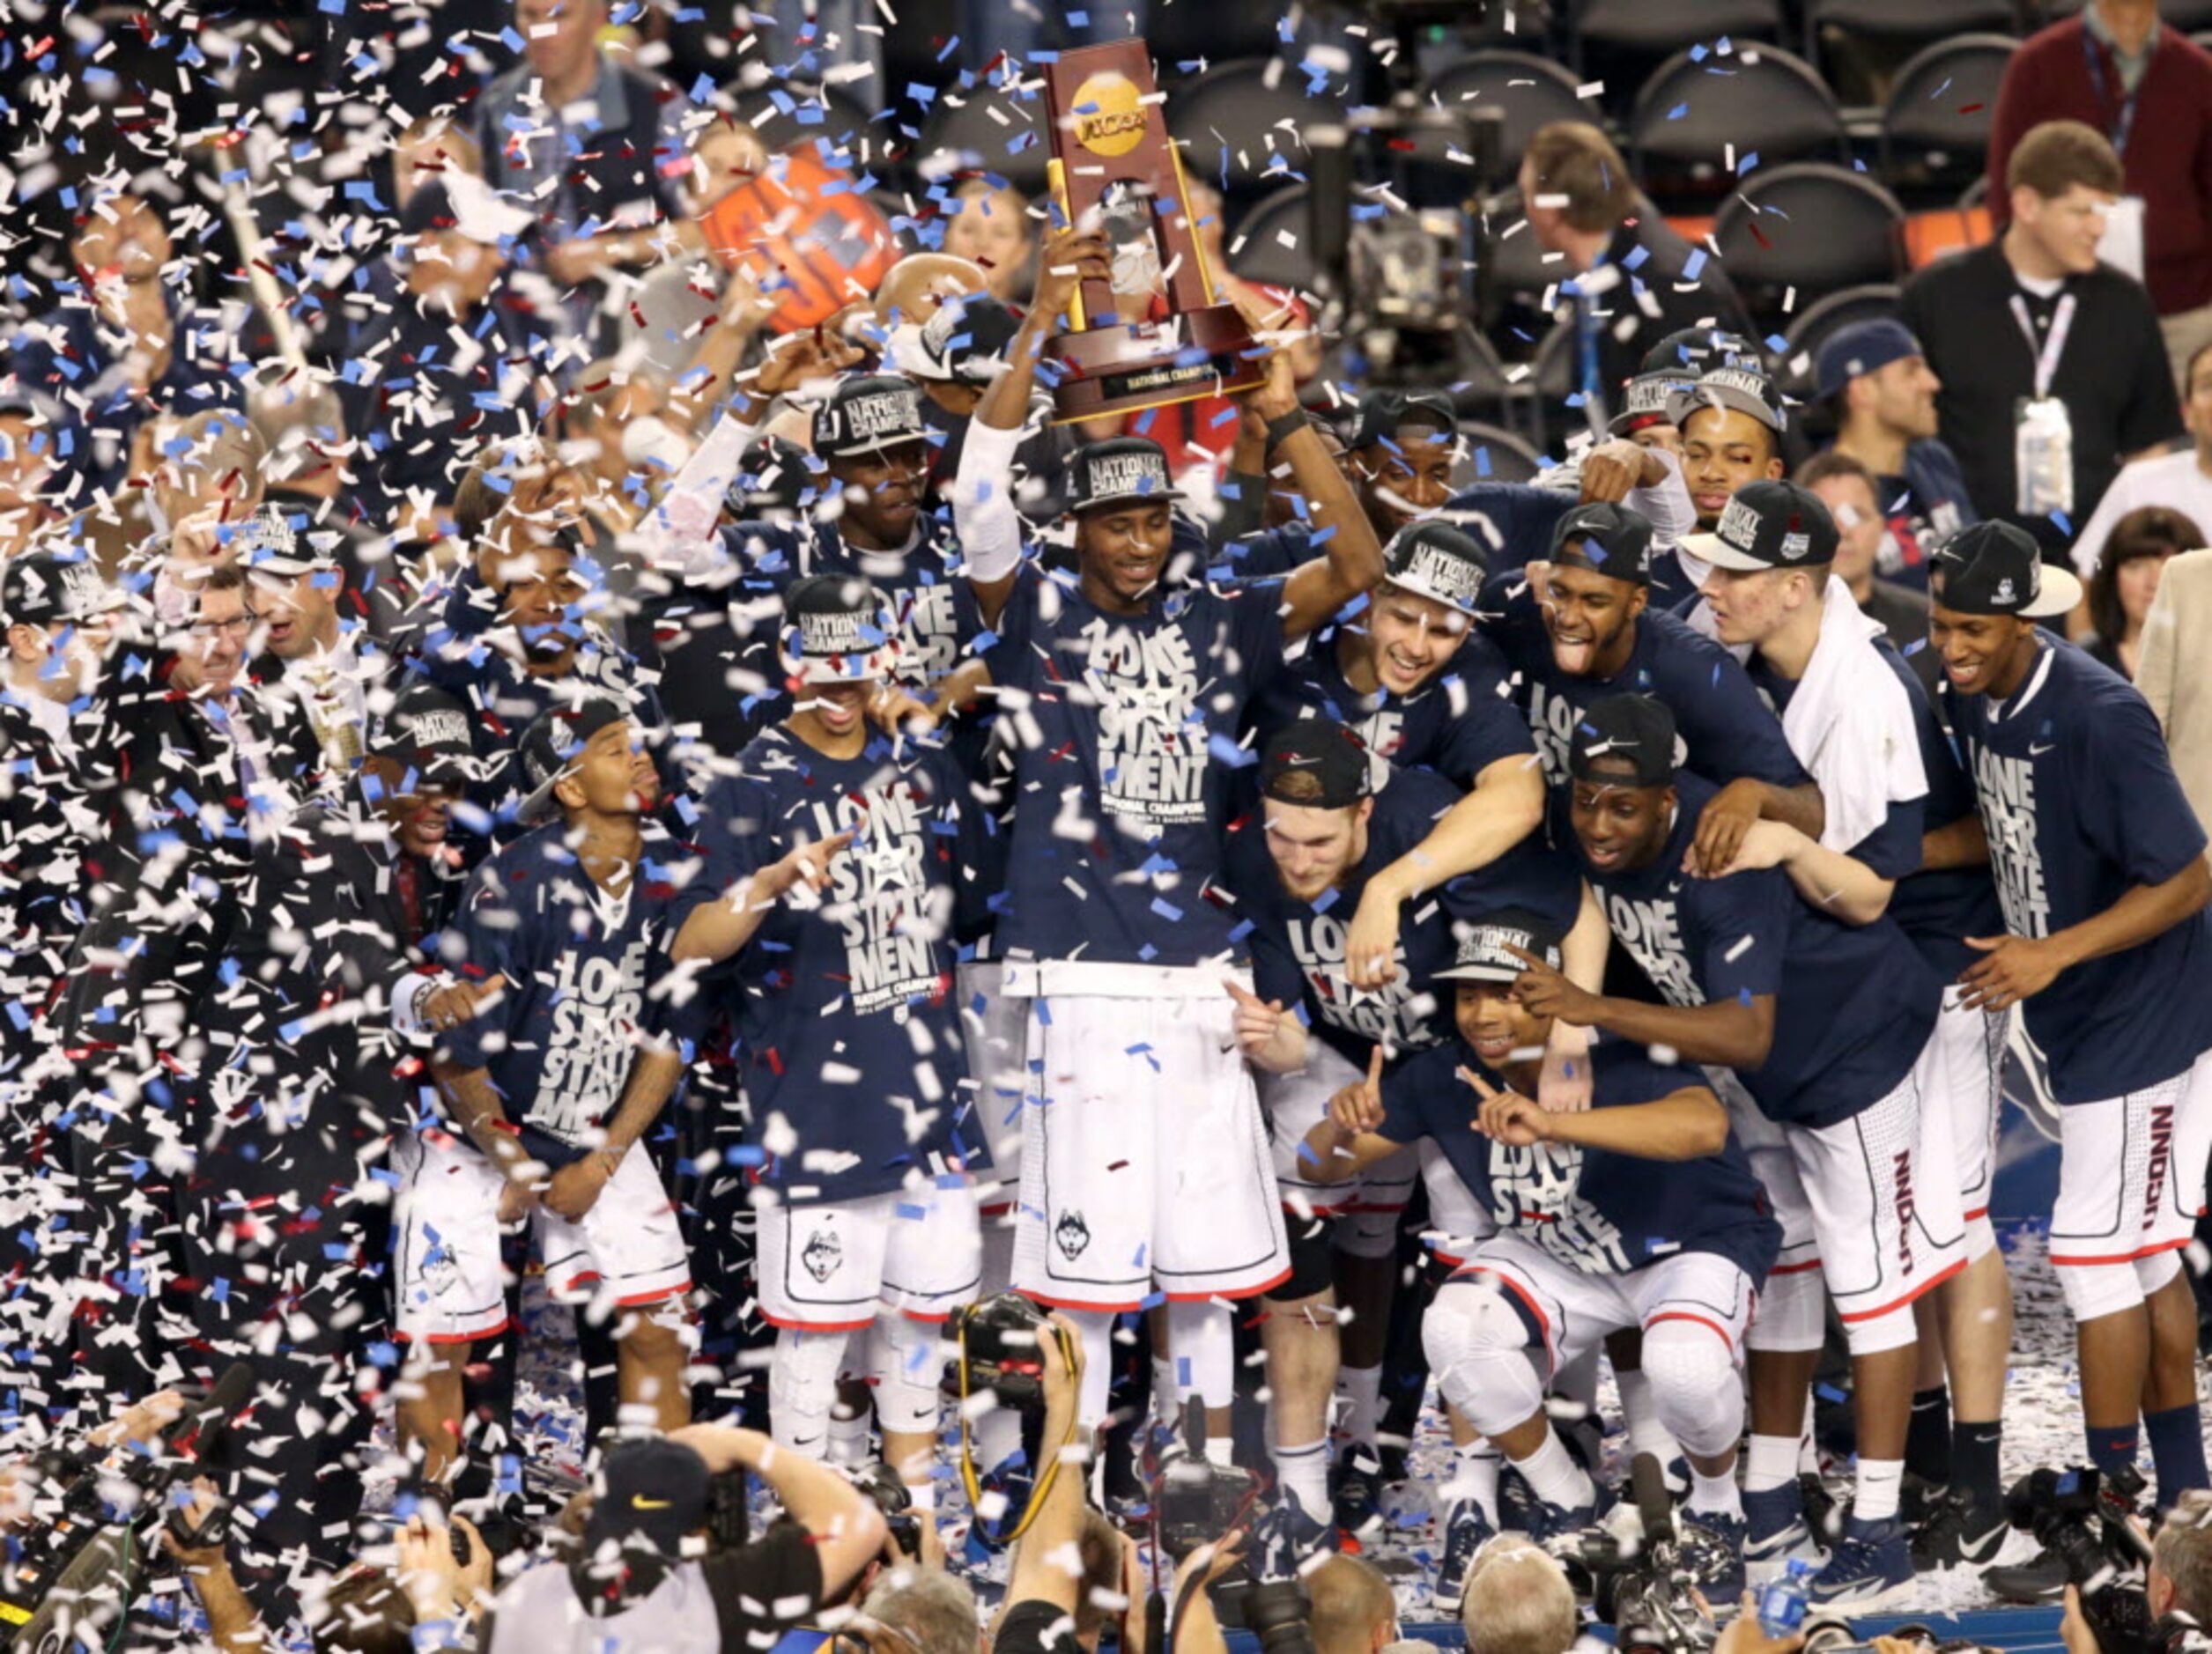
[1040,41,1267,422]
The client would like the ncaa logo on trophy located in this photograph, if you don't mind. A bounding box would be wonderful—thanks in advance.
[1039,41,1266,423]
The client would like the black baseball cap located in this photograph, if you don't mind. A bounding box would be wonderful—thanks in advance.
[1611,329,1760,437]
[1381,521,1488,615]
[1349,390,1458,451]
[1259,719,1374,810]
[515,693,631,823]
[1667,363,1788,436]
[725,434,822,519]
[1550,501,1655,586]
[583,1437,710,1565]
[1930,521,2084,619]
[1686,479,1840,572]
[914,292,1023,384]
[1067,436,1184,515]
[780,572,899,684]
[1,553,115,629]
[370,683,478,790]
[1435,906,1568,982]
[1568,694,1677,788]
[812,374,929,459]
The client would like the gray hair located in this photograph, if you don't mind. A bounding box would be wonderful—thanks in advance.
[2157,1489,2212,1623]
[248,372,349,483]
[1463,1540,1578,1654]
[862,1563,980,1654]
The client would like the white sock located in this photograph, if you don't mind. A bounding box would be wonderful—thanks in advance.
[1689,1464,1743,1518]
[828,1406,869,1467]
[1335,1364,1384,1449]
[1441,1442,1503,1525]
[1273,1438,1329,1521]
[1153,1355,1180,1435]
[1203,1434,1234,1467]
[1855,1457,1905,1523]
[1614,1370,1684,1462]
[1745,1435,1799,1495]
[1510,1430,1595,1512]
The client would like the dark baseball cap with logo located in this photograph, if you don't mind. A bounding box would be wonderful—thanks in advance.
[1568,693,1678,788]
[370,683,479,790]
[515,693,632,823]
[1349,390,1459,451]
[726,434,824,519]
[812,374,929,459]
[1930,521,2084,619]
[1068,436,1185,514]
[1667,363,1788,436]
[1550,501,1655,586]
[1611,329,1761,437]
[1686,479,1840,572]
[780,572,899,684]
[1435,906,1568,982]
[580,1436,711,1600]
[1259,719,1374,810]
[1,553,117,629]
[914,292,1023,384]
[1381,521,1488,615]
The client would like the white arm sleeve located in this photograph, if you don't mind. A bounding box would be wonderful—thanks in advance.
[1626,448,1698,548]
[635,410,758,579]
[953,417,1027,584]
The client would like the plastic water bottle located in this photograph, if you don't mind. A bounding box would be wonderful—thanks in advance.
[1756,1557,1816,1638]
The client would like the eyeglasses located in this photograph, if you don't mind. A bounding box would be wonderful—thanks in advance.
[188,611,258,640]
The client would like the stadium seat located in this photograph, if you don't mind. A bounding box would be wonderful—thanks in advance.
[2040,0,2212,23]
[1454,419,1549,485]
[1476,191,1570,309]
[1880,34,2016,191]
[1774,282,1904,398]
[1173,58,1350,194]
[917,86,1051,191]
[1804,0,2017,78]
[1629,45,1848,188]
[1422,51,1594,174]
[1146,1,1284,73]
[1228,185,1316,290]
[1571,0,1785,71]
[1713,164,1905,325]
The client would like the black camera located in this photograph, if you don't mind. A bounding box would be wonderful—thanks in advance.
[849,1461,921,1558]
[2004,1466,2156,1654]
[1575,1457,1716,1654]
[943,1292,1063,1411]
[1156,1455,1259,1562]
[706,1467,751,1553]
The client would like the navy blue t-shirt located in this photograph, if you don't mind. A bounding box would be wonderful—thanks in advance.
[1223,484,1574,581]
[1946,638,2212,1104]
[980,562,1290,966]
[440,824,703,1170]
[1375,1037,1780,1284]
[1478,572,1810,794]
[1245,627,1535,789]
[1226,767,1579,1070]
[682,725,990,1204]
[1578,773,1943,1128]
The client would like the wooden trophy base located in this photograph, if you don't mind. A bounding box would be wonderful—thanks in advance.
[1046,301,1266,425]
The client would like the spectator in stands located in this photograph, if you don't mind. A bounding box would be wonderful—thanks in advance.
[1816,320,1978,591]
[1797,451,1931,646]
[940,178,1036,305]
[1308,1555,1400,1654]
[2070,340,2212,582]
[1520,122,1755,433]
[1902,121,2183,564]
[1986,0,2212,386]
[2140,544,2212,830]
[2083,505,2197,679]
[391,113,482,216]
[473,0,694,342]
[1461,1539,1577,1654]
[0,392,63,562]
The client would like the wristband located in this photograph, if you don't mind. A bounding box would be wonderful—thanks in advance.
[1263,409,1310,450]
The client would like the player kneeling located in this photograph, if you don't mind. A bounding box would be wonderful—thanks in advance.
[1302,912,1779,1608]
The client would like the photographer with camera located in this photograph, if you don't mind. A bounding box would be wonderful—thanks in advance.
[2047,1484,2212,1654]
[1462,1537,1579,1654]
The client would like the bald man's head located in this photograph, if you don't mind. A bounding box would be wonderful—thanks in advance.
[1309,1555,1398,1654]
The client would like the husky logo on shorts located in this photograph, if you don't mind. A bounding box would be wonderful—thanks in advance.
[1054,1209,1091,1260]
[803,1227,842,1283]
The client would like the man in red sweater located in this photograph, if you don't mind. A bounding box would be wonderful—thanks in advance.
[1986,0,2212,388]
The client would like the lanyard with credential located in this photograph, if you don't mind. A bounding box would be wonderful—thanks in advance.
[2083,28,2149,159]
[2008,292,2077,399]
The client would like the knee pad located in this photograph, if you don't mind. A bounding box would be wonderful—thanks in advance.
[1745,1266,1826,1355]
[869,1313,946,1441]
[1165,1299,1235,1411]
[1276,1212,1337,1301]
[2137,1247,2183,1298]
[2058,1257,2148,1323]
[1422,1279,1545,1440]
[1333,1208,1398,1261]
[770,1327,853,1454]
[1963,1213,1997,1266]
[1638,1319,1745,1458]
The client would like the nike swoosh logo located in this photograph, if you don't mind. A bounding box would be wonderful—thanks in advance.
[633,1496,673,1510]
[2029,743,2055,756]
